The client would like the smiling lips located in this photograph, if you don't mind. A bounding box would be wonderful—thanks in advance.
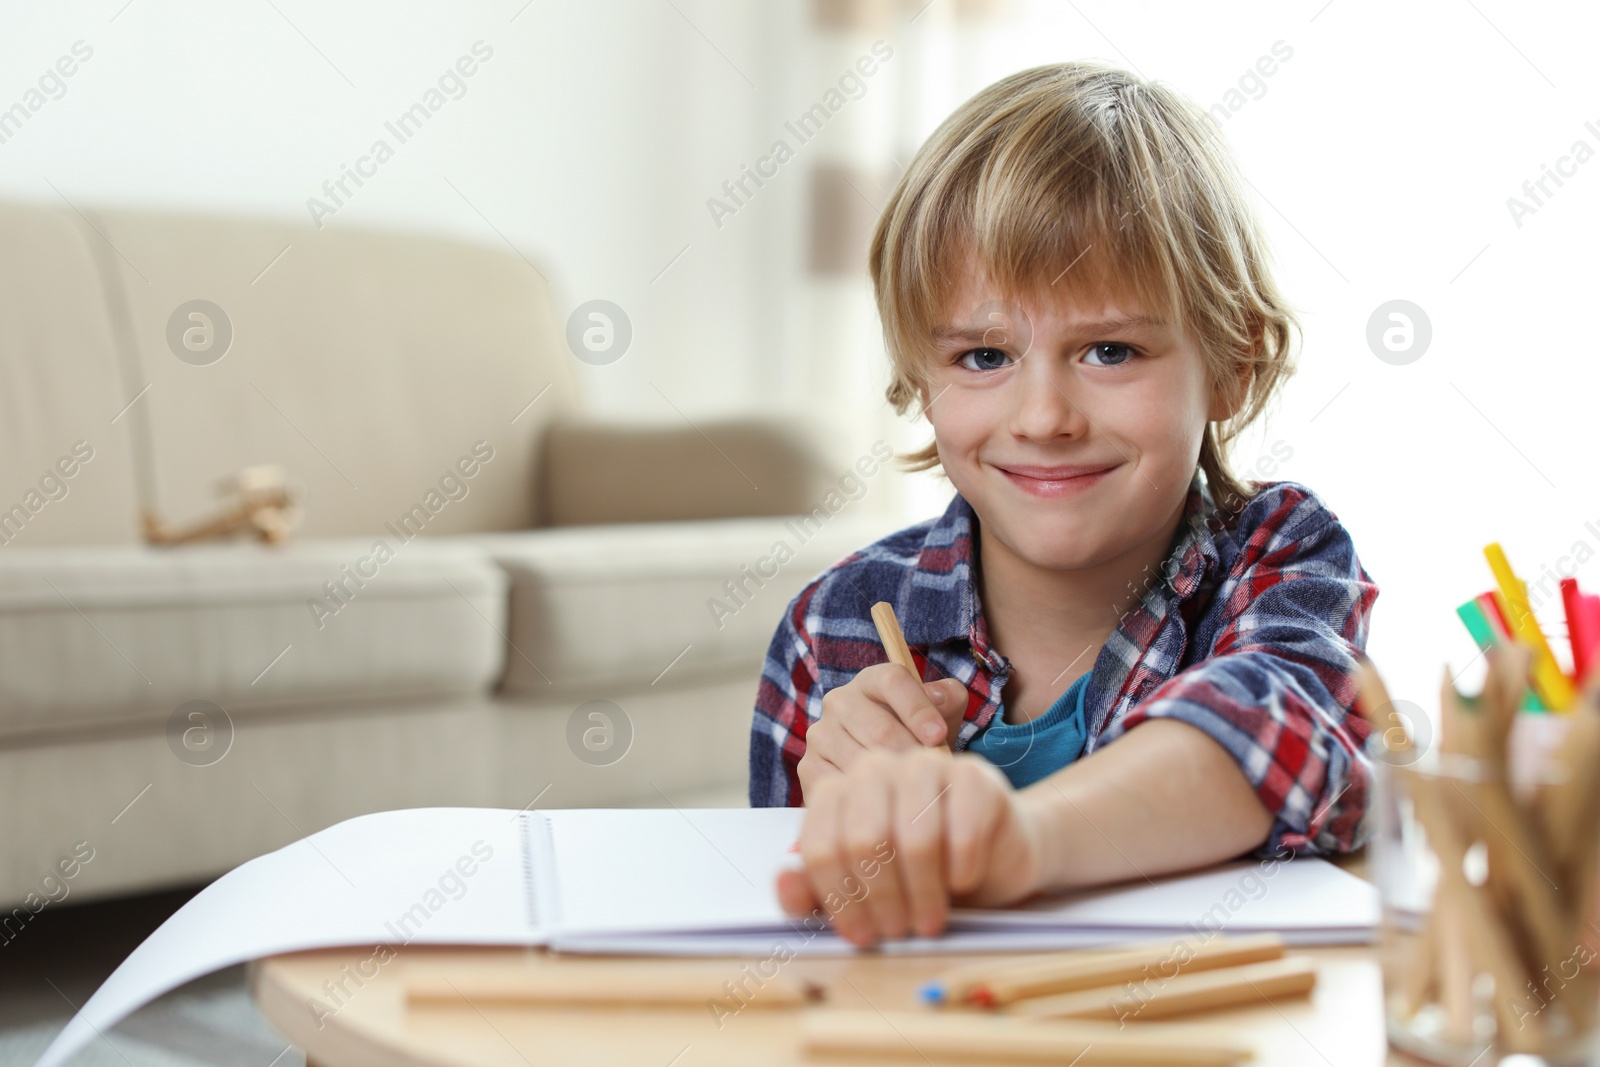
[993,462,1119,498]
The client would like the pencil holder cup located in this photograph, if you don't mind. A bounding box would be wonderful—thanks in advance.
[1376,743,1600,1066]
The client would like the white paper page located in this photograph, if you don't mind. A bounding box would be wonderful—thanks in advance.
[541,807,806,936]
[551,924,1373,957]
[554,926,1131,956]
[539,808,1376,941]
[948,857,1379,933]
[33,807,536,1067]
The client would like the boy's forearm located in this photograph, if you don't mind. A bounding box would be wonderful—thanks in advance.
[1017,719,1276,892]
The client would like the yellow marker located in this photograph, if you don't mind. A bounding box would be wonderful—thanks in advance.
[1484,543,1576,712]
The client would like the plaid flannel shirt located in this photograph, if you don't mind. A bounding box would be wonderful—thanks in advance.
[747,478,1379,856]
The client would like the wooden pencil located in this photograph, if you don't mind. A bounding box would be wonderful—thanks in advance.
[1534,668,1600,1032]
[919,934,1282,1008]
[871,600,953,758]
[1404,767,1548,1052]
[1398,906,1438,1019]
[406,966,821,1007]
[1441,668,1573,978]
[1433,894,1474,1046]
[1002,956,1316,1021]
[970,933,1285,1008]
[1537,668,1600,889]
[800,1009,1252,1065]
[917,948,1127,1007]
[1353,655,1410,753]
[871,601,918,676]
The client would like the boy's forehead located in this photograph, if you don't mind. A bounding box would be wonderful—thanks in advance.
[936,263,1166,335]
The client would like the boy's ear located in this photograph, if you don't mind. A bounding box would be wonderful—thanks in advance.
[1206,328,1259,423]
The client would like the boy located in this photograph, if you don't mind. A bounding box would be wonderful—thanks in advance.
[747,62,1377,947]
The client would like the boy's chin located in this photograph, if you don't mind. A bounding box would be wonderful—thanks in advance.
[983,519,1119,573]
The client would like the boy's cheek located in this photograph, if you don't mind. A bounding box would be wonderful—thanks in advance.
[921,390,1000,465]
[1113,392,1208,475]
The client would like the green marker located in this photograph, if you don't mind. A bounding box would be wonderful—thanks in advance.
[1455,599,1546,712]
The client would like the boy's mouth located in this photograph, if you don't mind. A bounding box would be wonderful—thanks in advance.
[992,461,1119,498]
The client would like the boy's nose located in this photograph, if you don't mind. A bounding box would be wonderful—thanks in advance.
[1009,360,1090,441]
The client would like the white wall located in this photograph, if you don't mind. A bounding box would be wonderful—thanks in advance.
[0,0,797,418]
[898,0,1600,725]
[4,0,1596,725]
[924,0,1600,723]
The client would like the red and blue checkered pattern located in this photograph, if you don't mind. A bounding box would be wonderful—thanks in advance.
[747,479,1378,857]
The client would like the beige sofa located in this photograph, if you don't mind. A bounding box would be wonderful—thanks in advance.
[0,201,887,910]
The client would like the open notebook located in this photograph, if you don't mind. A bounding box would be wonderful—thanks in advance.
[33,806,1377,1067]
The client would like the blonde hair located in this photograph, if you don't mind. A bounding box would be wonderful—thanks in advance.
[869,61,1299,511]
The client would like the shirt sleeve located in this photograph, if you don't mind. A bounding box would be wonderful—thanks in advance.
[1106,492,1378,856]
[748,588,823,808]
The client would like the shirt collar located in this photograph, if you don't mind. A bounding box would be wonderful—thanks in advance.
[900,472,1224,658]
[899,491,984,650]
[1166,471,1224,601]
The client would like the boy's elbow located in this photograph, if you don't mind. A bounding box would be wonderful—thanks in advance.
[1291,750,1376,858]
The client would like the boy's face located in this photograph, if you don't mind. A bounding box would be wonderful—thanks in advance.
[922,260,1231,576]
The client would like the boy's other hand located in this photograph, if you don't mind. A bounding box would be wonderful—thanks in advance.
[776,748,1044,946]
[797,665,969,796]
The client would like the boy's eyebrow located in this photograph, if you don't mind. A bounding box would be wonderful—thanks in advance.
[932,314,1169,342]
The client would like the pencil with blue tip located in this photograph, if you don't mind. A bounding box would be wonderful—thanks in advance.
[917,933,1284,1008]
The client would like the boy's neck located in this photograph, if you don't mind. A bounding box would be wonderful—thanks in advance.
[974,497,1188,684]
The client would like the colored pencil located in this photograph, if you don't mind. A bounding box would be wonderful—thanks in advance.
[1483,543,1575,711]
[1003,956,1316,1021]
[407,966,823,1007]
[800,1010,1253,1065]
[918,934,1284,1008]
[971,933,1285,1008]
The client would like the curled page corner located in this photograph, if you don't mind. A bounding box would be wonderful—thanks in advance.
[33,807,539,1067]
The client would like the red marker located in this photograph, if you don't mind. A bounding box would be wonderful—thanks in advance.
[1566,585,1600,684]
[1562,578,1585,678]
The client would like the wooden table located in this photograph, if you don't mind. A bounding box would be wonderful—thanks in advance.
[252,940,1409,1066]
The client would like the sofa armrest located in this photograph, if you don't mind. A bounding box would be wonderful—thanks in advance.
[538,416,838,526]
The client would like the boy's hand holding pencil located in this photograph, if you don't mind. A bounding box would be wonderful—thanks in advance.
[795,603,971,796]
[778,602,1045,946]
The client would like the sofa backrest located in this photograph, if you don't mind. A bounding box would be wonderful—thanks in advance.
[0,203,142,546]
[0,200,581,544]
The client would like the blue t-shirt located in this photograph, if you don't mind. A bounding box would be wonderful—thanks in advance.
[965,671,1090,789]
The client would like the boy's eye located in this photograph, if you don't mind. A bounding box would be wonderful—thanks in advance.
[957,347,1014,372]
[1083,342,1135,367]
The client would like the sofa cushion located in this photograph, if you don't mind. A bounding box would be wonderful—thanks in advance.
[0,539,506,739]
[78,206,581,538]
[472,512,893,695]
[540,416,839,525]
[0,203,140,546]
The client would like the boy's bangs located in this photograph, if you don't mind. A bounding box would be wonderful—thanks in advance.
[907,151,1188,358]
